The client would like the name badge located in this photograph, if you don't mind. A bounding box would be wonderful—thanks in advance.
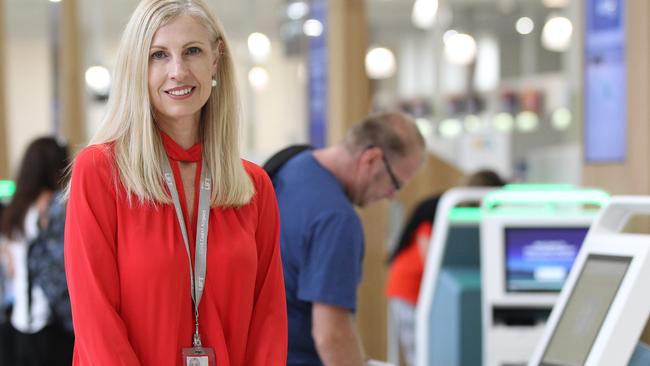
[182,346,216,366]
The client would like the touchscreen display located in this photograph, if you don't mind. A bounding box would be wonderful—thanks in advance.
[541,255,631,366]
[505,227,588,292]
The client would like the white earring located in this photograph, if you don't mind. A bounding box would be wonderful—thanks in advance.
[211,78,217,88]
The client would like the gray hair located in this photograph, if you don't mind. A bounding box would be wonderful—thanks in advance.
[343,112,425,159]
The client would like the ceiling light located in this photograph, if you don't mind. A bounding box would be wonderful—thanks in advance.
[247,32,272,63]
[439,118,462,138]
[444,33,477,65]
[365,47,397,79]
[516,111,539,132]
[551,108,572,130]
[287,1,309,20]
[85,66,111,95]
[411,0,439,30]
[516,17,535,35]
[248,67,269,92]
[542,16,573,52]
[493,112,514,132]
[303,19,323,37]
[464,114,482,133]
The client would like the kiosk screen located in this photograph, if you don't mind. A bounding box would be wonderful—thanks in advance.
[505,227,588,292]
[541,255,631,366]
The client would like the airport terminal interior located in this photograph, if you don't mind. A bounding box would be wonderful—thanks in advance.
[1,0,650,365]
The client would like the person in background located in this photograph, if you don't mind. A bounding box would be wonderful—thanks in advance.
[0,201,13,365]
[0,137,71,366]
[64,1,287,365]
[272,112,426,366]
[385,169,505,366]
[0,201,6,308]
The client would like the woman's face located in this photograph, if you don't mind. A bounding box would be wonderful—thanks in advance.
[148,14,219,126]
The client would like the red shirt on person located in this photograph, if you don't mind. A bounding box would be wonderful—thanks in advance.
[64,134,287,366]
[386,222,433,305]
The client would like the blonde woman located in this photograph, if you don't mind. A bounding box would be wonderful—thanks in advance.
[64,1,287,365]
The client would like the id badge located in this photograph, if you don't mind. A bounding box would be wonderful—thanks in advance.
[182,347,216,366]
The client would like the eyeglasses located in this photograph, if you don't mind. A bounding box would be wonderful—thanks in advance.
[365,145,402,191]
[380,152,402,191]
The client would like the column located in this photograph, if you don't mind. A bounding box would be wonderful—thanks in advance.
[58,0,85,151]
[327,0,370,143]
[0,0,9,178]
[326,0,385,357]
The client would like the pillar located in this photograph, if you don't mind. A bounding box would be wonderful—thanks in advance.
[58,0,85,151]
[0,0,9,178]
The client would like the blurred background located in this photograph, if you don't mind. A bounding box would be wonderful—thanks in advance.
[2,0,587,176]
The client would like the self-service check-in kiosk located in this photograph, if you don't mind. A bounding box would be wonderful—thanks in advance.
[415,187,498,366]
[481,186,609,366]
[529,197,650,366]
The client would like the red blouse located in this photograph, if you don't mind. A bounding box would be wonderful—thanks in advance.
[385,222,432,305]
[64,136,287,366]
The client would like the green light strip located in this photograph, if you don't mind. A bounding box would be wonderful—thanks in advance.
[483,189,609,210]
[448,207,482,223]
[504,183,576,191]
[486,208,599,218]
[0,180,16,198]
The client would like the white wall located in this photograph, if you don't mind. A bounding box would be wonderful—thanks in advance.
[4,0,52,175]
[398,31,436,98]
[236,37,307,165]
[5,38,52,174]
[526,143,582,185]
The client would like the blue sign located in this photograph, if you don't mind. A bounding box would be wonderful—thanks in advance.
[307,0,327,148]
[584,0,626,163]
[589,0,621,31]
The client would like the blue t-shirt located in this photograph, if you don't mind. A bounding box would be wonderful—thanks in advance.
[273,151,365,366]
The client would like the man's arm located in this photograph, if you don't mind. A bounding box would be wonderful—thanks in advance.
[312,302,366,366]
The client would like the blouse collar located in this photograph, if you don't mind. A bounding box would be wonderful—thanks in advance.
[160,130,203,162]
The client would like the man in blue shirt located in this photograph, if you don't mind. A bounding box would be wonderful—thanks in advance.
[272,112,425,365]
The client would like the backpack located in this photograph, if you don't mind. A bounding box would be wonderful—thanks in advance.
[27,193,72,332]
[262,144,313,180]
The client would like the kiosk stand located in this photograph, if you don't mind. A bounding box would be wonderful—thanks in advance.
[415,187,497,366]
[481,186,609,366]
[529,197,650,366]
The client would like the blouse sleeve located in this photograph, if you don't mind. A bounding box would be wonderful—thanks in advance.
[244,166,288,364]
[64,146,141,366]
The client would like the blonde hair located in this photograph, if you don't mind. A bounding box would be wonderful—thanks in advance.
[86,0,253,207]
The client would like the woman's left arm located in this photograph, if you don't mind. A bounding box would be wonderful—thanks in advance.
[244,170,288,365]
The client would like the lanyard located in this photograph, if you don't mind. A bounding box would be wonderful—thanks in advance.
[161,153,212,348]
